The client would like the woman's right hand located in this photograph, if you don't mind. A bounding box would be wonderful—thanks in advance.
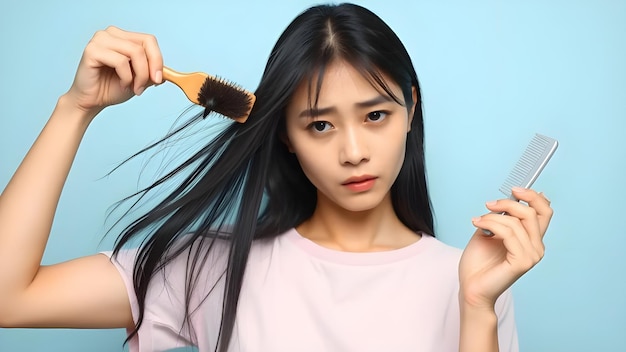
[64,26,163,118]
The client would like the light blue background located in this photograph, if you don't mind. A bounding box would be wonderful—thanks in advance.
[1,0,624,351]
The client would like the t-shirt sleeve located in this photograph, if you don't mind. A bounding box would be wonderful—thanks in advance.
[100,249,197,352]
[101,238,229,352]
[495,288,519,352]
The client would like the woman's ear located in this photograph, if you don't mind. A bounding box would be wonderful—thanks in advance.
[280,131,295,153]
[407,86,418,132]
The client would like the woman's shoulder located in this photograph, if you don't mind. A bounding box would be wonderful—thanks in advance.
[421,233,464,258]
[399,234,463,278]
[103,232,232,305]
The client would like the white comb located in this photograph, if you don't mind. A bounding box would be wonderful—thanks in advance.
[482,133,558,235]
[499,133,558,199]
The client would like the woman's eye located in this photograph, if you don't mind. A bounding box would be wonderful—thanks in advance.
[308,121,332,132]
[367,111,388,122]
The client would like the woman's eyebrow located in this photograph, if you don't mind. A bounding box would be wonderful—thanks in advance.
[298,95,394,118]
[355,95,393,108]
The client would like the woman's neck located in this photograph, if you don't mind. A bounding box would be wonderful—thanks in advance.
[296,192,421,252]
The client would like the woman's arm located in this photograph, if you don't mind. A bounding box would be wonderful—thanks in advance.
[459,304,499,352]
[0,26,162,328]
[459,188,553,351]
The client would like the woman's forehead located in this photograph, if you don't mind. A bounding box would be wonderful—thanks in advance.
[290,60,404,108]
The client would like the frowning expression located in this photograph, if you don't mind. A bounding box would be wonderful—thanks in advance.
[284,60,416,212]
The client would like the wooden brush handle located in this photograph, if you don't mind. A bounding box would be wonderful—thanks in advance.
[162,66,208,105]
[162,66,193,81]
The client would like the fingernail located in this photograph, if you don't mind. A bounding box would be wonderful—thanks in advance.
[155,70,163,84]
[485,200,497,206]
[472,216,482,223]
[136,86,146,96]
[512,186,527,192]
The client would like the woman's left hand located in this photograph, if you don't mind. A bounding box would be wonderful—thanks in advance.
[458,187,553,309]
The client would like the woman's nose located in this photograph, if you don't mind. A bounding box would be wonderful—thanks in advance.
[339,127,370,165]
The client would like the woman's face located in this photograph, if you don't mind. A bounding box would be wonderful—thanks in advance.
[284,60,415,212]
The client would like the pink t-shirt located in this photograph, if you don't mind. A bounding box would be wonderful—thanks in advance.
[105,228,518,352]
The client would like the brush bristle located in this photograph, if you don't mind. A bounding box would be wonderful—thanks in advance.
[499,134,558,197]
[197,76,254,120]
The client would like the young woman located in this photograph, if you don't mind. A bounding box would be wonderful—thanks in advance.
[0,3,552,352]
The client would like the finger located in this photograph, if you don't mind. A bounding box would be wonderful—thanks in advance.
[83,40,134,89]
[95,31,151,95]
[90,30,144,91]
[472,215,540,274]
[477,210,536,256]
[514,189,552,258]
[105,26,163,85]
[484,199,540,235]
[511,187,553,235]
[537,191,551,204]
[484,197,543,255]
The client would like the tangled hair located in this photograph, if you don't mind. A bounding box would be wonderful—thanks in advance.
[112,3,434,351]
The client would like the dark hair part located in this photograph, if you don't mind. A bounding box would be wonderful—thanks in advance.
[112,3,434,351]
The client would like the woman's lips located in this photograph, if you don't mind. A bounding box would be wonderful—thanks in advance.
[342,176,377,192]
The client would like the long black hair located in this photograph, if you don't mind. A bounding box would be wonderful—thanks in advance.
[112,3,434,351]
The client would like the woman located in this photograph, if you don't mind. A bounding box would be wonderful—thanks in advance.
[0,3,552,351]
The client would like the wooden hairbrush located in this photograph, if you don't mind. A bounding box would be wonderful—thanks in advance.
[162,66,255,123]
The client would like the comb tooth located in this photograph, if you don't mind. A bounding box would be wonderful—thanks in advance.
[498,134,558,197]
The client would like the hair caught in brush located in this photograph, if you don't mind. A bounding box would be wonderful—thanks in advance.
[199,76,255,120]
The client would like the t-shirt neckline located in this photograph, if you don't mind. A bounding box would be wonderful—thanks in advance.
[284,228,433,266]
